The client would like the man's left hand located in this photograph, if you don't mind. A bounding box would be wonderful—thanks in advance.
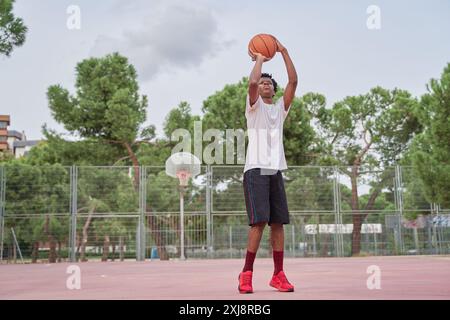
[273,36,286,53]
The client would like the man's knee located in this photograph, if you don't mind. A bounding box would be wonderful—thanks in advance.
[270,223,283,230]
[251,222,267,230]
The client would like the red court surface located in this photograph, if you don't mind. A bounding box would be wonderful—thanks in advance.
[1,256,450,300]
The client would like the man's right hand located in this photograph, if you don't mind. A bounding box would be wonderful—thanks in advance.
[249,48,269,62]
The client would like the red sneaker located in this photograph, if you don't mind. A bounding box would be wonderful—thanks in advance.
[238,271,253,294]
[270,270,294,292]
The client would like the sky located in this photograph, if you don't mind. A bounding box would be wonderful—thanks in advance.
[1,0,449,140]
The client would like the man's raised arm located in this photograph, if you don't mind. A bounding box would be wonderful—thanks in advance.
[248,51,267,106]
[275,38,298,111]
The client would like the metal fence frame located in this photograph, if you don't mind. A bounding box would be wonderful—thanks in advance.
[0,165,449,263]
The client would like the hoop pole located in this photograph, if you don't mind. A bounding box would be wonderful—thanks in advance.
[180,189,186,260]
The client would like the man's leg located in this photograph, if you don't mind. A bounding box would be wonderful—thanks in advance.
[270,223,284,274]
[270,223,284,250]
[243,222,266,272]
[268,171,294,291]
[269,223,294,291]
[239,222,266,294]
[240,168,270,293]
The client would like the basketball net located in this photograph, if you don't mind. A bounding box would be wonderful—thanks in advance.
[176,170,191,187]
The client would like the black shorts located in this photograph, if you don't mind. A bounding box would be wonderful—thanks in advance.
[243,168,290,226]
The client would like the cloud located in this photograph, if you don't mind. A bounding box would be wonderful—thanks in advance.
[91,2,234,81]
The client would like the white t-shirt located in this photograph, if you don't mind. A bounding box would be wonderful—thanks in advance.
[244,94,290,173]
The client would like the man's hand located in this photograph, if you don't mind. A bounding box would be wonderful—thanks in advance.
[273,36,287,53]
[249,47,269,62]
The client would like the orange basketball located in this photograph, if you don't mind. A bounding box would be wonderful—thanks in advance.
[248,34,277,60]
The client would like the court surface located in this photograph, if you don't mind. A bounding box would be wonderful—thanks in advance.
[1,255,449,300]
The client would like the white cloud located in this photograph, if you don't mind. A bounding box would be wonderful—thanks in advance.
[90,2,233,81]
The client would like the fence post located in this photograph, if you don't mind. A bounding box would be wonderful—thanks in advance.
[137,166,146,261]
[69,166,78,263]
[433,203,443,254]
[333,166,343,257]
[10,227,23,263]
[395,165,404,254]
[374,231,378,256]
[291,225,295,257]
[229,225,232,258]
[413,227,419,254]
[206,165,212,257]
[0,166,5,262]
[426,205,433,254]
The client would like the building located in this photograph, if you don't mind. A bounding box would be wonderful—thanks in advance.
[0,115,10,152]
[7,130,22,150]
[13,140,41,158]
[0,115,41,158]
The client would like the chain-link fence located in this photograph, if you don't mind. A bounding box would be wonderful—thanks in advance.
[0,165,449,263]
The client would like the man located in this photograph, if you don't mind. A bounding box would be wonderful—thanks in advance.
[239,37,298,294]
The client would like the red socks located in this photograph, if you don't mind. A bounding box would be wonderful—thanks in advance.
[273,250,284,275]
[243,250,256,272]
[243,250,284,274]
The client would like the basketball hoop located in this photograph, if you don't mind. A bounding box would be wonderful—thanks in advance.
[176,170,191,187]
[165,152,201,187]
[165,152,201,261]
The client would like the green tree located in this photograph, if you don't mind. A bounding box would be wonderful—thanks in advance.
[137,141,172,165]
[202,78,249,132]
[135,101,201,166]
[0,150,13,162]
[312,87,422,255]
[47,53,154,185]
[46,52,171,259]
[159,100,200,164]
[411,63,450,207]
[163,101,200,139]
[283,95,317,165]
[0,0,27,57]
[26,127,126,166]
[23,131,141,263]
[75,167,138,262]
[3,162,70,263]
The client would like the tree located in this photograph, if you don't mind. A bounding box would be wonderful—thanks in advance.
[283,95,317,165]
[202,78,249,133]
[0,150,13,162]
[3,162,70,263]
[25,129,141,263]
[26,126,126,166]
[76,167,137,262]
[312,87,422,255]
[137,140,172,166]
[46,52,170,259]
[159,100,200,164]
[47,52,153,185]
[163,101,200,140]
[410,63,450,207]
[0,0,27,57]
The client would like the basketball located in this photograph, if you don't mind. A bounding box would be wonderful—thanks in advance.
[248,34,277,60]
